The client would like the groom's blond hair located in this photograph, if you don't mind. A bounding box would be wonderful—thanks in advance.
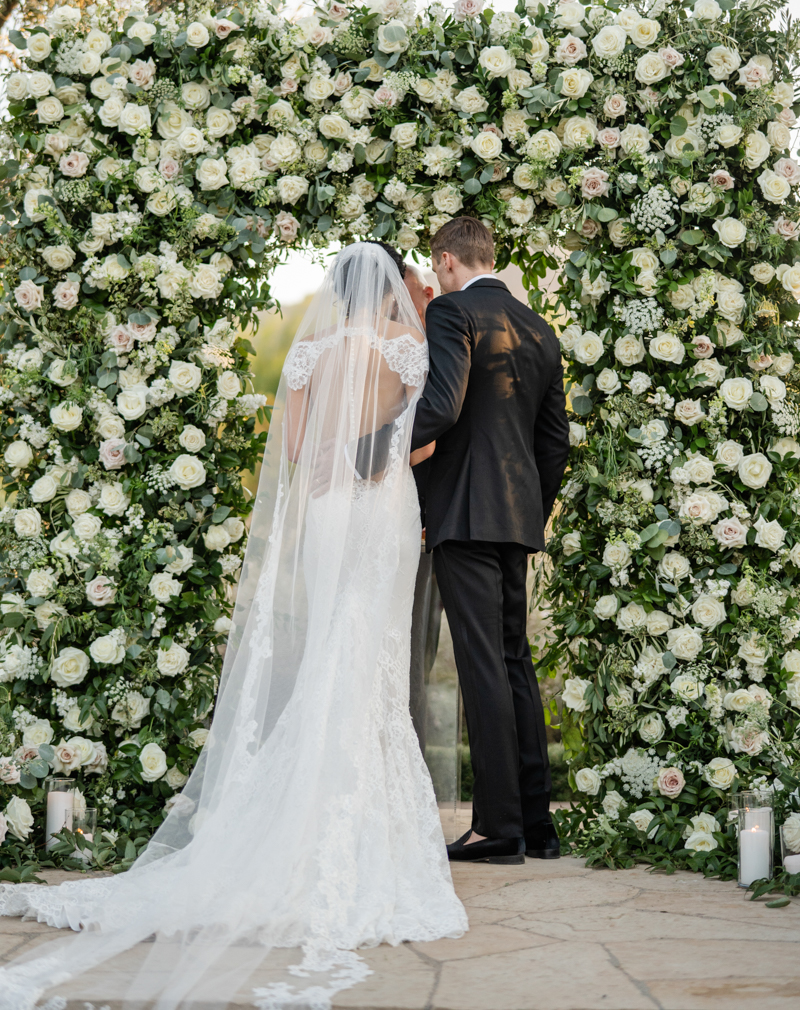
[430,217,494,268]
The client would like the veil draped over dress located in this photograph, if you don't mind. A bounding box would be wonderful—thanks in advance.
[0,243,467,1009]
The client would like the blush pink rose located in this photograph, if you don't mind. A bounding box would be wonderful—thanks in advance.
[773,215,800,240]
[709,168,734,190]
[372,86,399,108]
[596,128,621,149]
[107,324,135,353]
[556,35,587,66]
[581,167,610,198]
[327,2,350,20]
[778,106,797,127]
[99,437,127,470]
[214,18,242,39]
[59,151,89,177]
[159,157,181,181]
[85,574,117,607]
[53,279,79,310]
[453,0,484,20]
[333,73,352,96]
[273,210,299,243]
[657,767,686,798]
[129,58,156,89]
[14,280,44,310]
[278,79,299,96]
[0,759,20,786]
[581,218,602,239]
[774,157,800,185]
[659,46,685,68]
[14,746,40,763]
[693,333,714,358]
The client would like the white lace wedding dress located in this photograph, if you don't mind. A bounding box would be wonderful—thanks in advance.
[0,244,467,1009]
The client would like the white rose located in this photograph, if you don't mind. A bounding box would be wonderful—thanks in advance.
[617,602,647,632]
[639,713,665,745]
[706,45,741,80]
[563,117,598,149]
[738,453,772,489]
[753,515,785,551]
[470,132,503,161]
[169,454,207,491]
[89,634,125,665]
[50,646,90,688]
[574,767,602,795]
[164,546,194,575]
[50,402,83,432]
[118,103,151,136]
[614,335,645,367]
[169,361,202,396]
[14,507,42,538]
[204,524,231,551]
[94,482,128,517]
[26,32,53,62]
[603,541,632,569]
[116,385,148,422]
[478,46,516,79]
[674,399,705,426]
[72,512,102,541]
[157,643,190,677]
[666,626,703,661]
[42,244,76,271]
[704,756,737,790]
[5,796,33,840]
[592,25,627,59]
[186,21,210,48]
[786,674,800,708]
[217,371,241,399]
[140,742,168,782]
[691,595,727,630]
[713,441,743,470]
[719,376,753,410]
[596,368,621,395]
[5,441,33,471]
[645,610,673,636]
[31,473,61,503]
[573,331,604,366]
[561,532,582,556]
[178,425,206,452]
[148,572,182,603]
[648,331,685,364]
[223,517,245,543]
[635,53,669,84]
[593,595,619,620]
[188,728,209,748]
[712,217,747,249]
[26,568,57,598]
[758,168,791,205]
[97,414,126,440]
[771,437,800,459]
[560,68,594,99]
[23,718,54,747]
[744,130,771,170]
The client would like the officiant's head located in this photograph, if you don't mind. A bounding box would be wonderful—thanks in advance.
[430,217,494,295]
[402,263,435,326]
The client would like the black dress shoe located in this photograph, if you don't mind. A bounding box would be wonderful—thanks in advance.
[525,821,561,859]
[447,830,525,865]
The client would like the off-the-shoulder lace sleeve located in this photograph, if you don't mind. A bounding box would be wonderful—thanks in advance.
[380,333,428,388]
[282,333,344,391]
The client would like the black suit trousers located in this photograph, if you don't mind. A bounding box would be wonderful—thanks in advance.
[433,540,551,840]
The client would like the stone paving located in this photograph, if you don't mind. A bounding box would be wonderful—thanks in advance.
[1,815,799,1009]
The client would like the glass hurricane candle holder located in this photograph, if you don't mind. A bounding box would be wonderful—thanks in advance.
[73,807,97,863]
[738,804,774,888]
[780,822,800,876]
[44,777,75,851]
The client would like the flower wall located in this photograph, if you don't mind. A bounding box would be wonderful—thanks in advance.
[538,0,800,875]
[2,0,800,876]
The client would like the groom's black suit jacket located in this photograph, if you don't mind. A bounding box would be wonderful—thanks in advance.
[410,278,570,553]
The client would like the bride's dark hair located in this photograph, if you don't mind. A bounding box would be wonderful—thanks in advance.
[333,242,406,318]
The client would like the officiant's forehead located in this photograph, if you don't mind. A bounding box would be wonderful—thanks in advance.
[430,217,494,267]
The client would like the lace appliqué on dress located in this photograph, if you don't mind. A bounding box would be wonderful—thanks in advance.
[379,333,428,388]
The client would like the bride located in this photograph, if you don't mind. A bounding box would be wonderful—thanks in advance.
[0,243,467,1008]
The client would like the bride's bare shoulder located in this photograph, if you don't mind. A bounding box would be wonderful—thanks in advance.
[384,319,425,344]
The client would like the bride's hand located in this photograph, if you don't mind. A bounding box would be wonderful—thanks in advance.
[410,441,435,466]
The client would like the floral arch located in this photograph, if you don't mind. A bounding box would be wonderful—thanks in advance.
[0,0,799,880]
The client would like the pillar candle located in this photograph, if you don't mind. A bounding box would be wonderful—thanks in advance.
[783,852,800,875]
[740,826,771,886]
[45,790,73,850]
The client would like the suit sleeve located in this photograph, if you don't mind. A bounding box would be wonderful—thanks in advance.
[411,296,471,452]
[535,357,571,523]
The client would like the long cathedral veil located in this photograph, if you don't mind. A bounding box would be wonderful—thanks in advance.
[0,243,466,1009]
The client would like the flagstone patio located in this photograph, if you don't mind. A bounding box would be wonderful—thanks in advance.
[1,812,799,1010]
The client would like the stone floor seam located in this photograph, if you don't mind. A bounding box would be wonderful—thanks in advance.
[600,942,665,1010]
[404,939,442,1010]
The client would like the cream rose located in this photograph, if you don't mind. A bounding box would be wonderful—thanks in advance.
[719,376,753,410]
[738,453,772,489]
[573,330,604,366]
[50,402,83,432]
[157,643,191,677]
[666,626,703,661]
[753,515,786,551]
[5,441,33,471]
[140,742,168,782]
[704,756,737,790]
[89,634,125,665]
[575,767,602,795]
[86,575,116,607]
[178,425,206,452]
[648,331,685,364]
[169,454,207,491]
[50,646,90,688]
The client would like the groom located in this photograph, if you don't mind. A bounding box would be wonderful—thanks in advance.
[411,218,570,865]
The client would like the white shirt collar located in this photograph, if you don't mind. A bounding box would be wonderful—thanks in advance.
[460,273,496,291]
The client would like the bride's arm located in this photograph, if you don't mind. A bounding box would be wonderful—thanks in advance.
[410,441,435,466]
[285,385,310,463]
